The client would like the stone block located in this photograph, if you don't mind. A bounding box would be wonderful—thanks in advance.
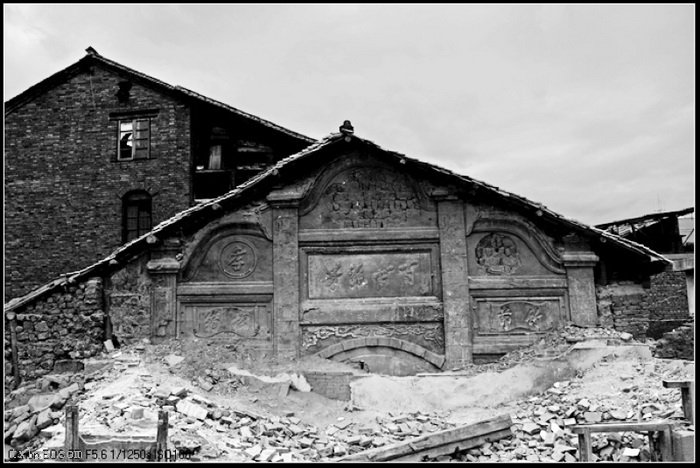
[53,360,85,374]
[27,394,54,413]
[175,400,208,420]
[35,409,54,430]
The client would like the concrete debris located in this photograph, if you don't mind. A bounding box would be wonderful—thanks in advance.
[175,400,208,421]
[164,354,185,367]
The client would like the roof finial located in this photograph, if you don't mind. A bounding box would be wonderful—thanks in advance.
[339,120,354,136]
[85,46,99,56]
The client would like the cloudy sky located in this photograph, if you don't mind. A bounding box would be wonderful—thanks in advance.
[4,4,694,225]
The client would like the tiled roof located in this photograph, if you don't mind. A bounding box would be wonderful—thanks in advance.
[5,47,314,144]
[596,207,694,238]
[4,131,673,312]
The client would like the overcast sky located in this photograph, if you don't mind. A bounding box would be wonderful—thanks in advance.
[4,4,695,225]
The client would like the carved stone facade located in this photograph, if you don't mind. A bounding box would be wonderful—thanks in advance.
[6,131,667,380]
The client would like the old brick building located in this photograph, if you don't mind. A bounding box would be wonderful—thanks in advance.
[596,207,694,336]
[5,47,314,301]
[5,126,673,381]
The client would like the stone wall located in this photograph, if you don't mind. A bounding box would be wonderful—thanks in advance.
[4,63,191,300]
[4,279,106,389]
[302,371,353,401]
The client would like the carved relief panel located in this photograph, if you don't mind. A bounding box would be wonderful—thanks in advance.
[301,323,445,354]
[472,297,564,334]
[467,231,562,277]
[183,233,272,283]
[299,164,436,230]
[180,301,272,340]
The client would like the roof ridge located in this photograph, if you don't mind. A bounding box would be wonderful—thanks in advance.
[5,49,315,143]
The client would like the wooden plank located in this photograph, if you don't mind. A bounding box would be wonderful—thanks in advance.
[6,312,21,388]
[662,380,692,389]
[155,410,169,461]
[577,428,592,462]
[659,426,673,461]
[64,405,81,461]
[338,414,512,462]
[571,421,673,433]
[682,382,695,424]
[398,428,513,461]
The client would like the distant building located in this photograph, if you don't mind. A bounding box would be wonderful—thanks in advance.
[5,47,314,300]
[597,207,694,334]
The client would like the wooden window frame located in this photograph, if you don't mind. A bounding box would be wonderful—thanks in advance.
[122,191,152,243]
[117,118,150,161]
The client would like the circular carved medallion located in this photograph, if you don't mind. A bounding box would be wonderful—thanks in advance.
[475,233,522,275]
[219,240,257,279]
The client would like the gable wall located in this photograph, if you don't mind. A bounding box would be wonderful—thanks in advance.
[5,139,662,383]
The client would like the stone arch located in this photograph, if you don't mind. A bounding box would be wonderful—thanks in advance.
[315,336,445,369]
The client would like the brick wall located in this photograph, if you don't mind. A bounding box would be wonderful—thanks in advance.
[596,273,691,338]
[4,278,106,390]
[596,282,650,337]
[5,63,191,300]
[646,271,690,338]
[302,371,354,401]
[653,323,694,360]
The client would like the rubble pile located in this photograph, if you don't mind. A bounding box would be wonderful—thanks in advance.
[454,360,693,463]
[4,373,84,452]
[454,324,636,377]
[11,348,454,462]
[653,324,694,361]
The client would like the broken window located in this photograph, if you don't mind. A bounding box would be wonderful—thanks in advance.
[122,191,152,242]
[118,119,150,160]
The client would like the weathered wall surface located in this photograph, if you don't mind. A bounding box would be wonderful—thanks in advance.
[5,64,191,300]
[597,271,691,339]
[653,323,694,360]
[596,282,650,337]
[105,256,155,344]
[4,279,105,388]
[646,271,691,338]
[302,371,353,401]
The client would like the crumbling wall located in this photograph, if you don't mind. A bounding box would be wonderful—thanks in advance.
[105,256,153,344]
[646,271,690,338]
[4,279,105,388]
[653,324,694,360]
[596,282,649,337]
[597,272,691,339]
[302,371,353,401]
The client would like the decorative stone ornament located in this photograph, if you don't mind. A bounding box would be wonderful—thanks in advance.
[219,240,257,279]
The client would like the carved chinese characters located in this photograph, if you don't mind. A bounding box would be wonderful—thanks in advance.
[308,252,433,299]
[475,233,522,275]
[473,298,563,334]
[185,233,271,283]
[185,304,271,339]
[220,240,256,279]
